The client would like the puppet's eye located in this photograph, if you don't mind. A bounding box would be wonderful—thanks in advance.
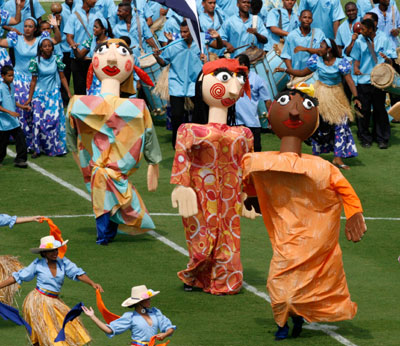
[96,45,109,54]
[277,95,290,105]
[215,71,232,82]
[236,74,246,85]
[303,98,315,110]
[116,46,129,56]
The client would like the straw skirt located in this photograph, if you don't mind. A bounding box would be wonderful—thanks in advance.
[314,80,354,124]
[0,255,23,305]
[23,289,91,346]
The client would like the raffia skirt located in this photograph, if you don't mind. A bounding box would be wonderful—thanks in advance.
[23,289,91,346]
[314,80,354,124]
[0,255,23,305]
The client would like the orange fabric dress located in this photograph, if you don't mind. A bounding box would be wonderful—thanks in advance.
[242,151,362,326]
[171,123,253,295]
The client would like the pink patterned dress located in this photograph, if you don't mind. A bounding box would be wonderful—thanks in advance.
[171,123,253,295]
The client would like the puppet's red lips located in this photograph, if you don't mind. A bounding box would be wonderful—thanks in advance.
[221,98,236,107]
[102,66,120,76]
[283,119,304,128]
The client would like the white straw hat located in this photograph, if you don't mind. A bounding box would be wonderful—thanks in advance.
[121,285,160,307]
[30,235,69,254]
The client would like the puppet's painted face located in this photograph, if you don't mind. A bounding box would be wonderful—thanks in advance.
[268,92,319,140]
[202,69,246,108]
[93,42,134,83]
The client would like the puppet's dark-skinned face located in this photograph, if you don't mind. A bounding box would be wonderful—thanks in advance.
[268,93,319,141]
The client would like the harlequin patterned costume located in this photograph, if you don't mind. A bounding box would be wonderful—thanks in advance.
[67,94,162,235]
[242,151,362,326]
[171,123,253,295]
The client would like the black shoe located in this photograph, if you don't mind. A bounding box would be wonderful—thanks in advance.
[378,142,388,149]
[361,142,371,148]
[291,316,304,338]
[14,161,28,168]
[183,283,193,292]
[391,118,400,123]
[31,152,40,159]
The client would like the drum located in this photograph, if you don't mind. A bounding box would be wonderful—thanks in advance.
[142,62,168,117]
[371,63,400,95]
[251,50,290,99]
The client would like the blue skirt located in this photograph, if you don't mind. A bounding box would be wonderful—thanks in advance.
[31,87,67,156]
[13,70,33,150]
[312,118,358,158]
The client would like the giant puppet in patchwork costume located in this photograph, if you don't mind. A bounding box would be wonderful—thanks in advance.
[241,89,367,340]
[67,39,162,245]
[170,59,255,295]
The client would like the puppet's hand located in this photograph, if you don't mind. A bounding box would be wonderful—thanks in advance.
[241,192,261,219]
[171,185,198,218]
[147,164,159,192]
[345,212,367,242]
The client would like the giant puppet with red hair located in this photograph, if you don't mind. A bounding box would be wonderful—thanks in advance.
[170,58,255,295]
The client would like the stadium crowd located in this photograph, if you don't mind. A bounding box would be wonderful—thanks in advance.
[0,0,399,170]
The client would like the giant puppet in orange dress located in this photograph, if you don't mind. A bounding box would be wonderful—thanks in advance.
[170,59,254,295]
[241,89,367,340]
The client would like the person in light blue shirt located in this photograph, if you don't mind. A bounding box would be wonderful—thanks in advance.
[75,0,116,20]
[158,11,183,45]
[82,285,176,344]
[2,0,45,34]
[0,214,42,228]
[235,54,271,152]
[264,0,299,14]
[26,34,71,157]
[64,0,98,95]
[370,0,400,49]
[147,1,167,22]
[351,18,396,148]
[281,10,325,71]
[111,2,157,55]
[266,0,299,52]
[154,20,217,147]
[217,0,238,17]
[0,235,103,346]
[356,0,398,18]
[336,2,361,55]
[0,66,29,167]
[336,2,361,88]
[220,0,268,57]
[57,0,77,105]
[130,0,154,26]
[298,0,345,39]
[199,0,225,57]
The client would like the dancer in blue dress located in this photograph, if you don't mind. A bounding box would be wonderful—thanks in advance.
[277,38,361,169]
[0,2,25,71]
[82,285,176,345]
[0,17,39,150]
[26,32,71,157]
[76,17,112,96]
[0,235,103,345]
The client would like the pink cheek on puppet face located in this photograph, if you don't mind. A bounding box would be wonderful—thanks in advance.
[93,56,99,69]
[210,83,226,99]
[125,60,132,72]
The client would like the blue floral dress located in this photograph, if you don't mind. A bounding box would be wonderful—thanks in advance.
[28,54,67,156]
[0,9,12,71]
[6,31,39,150]
[306,54,358,158]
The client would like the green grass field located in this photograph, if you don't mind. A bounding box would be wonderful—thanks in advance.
[0,1,400,345]
[1,121,400,346]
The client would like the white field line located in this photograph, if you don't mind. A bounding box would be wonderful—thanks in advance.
[7,150,386,346]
